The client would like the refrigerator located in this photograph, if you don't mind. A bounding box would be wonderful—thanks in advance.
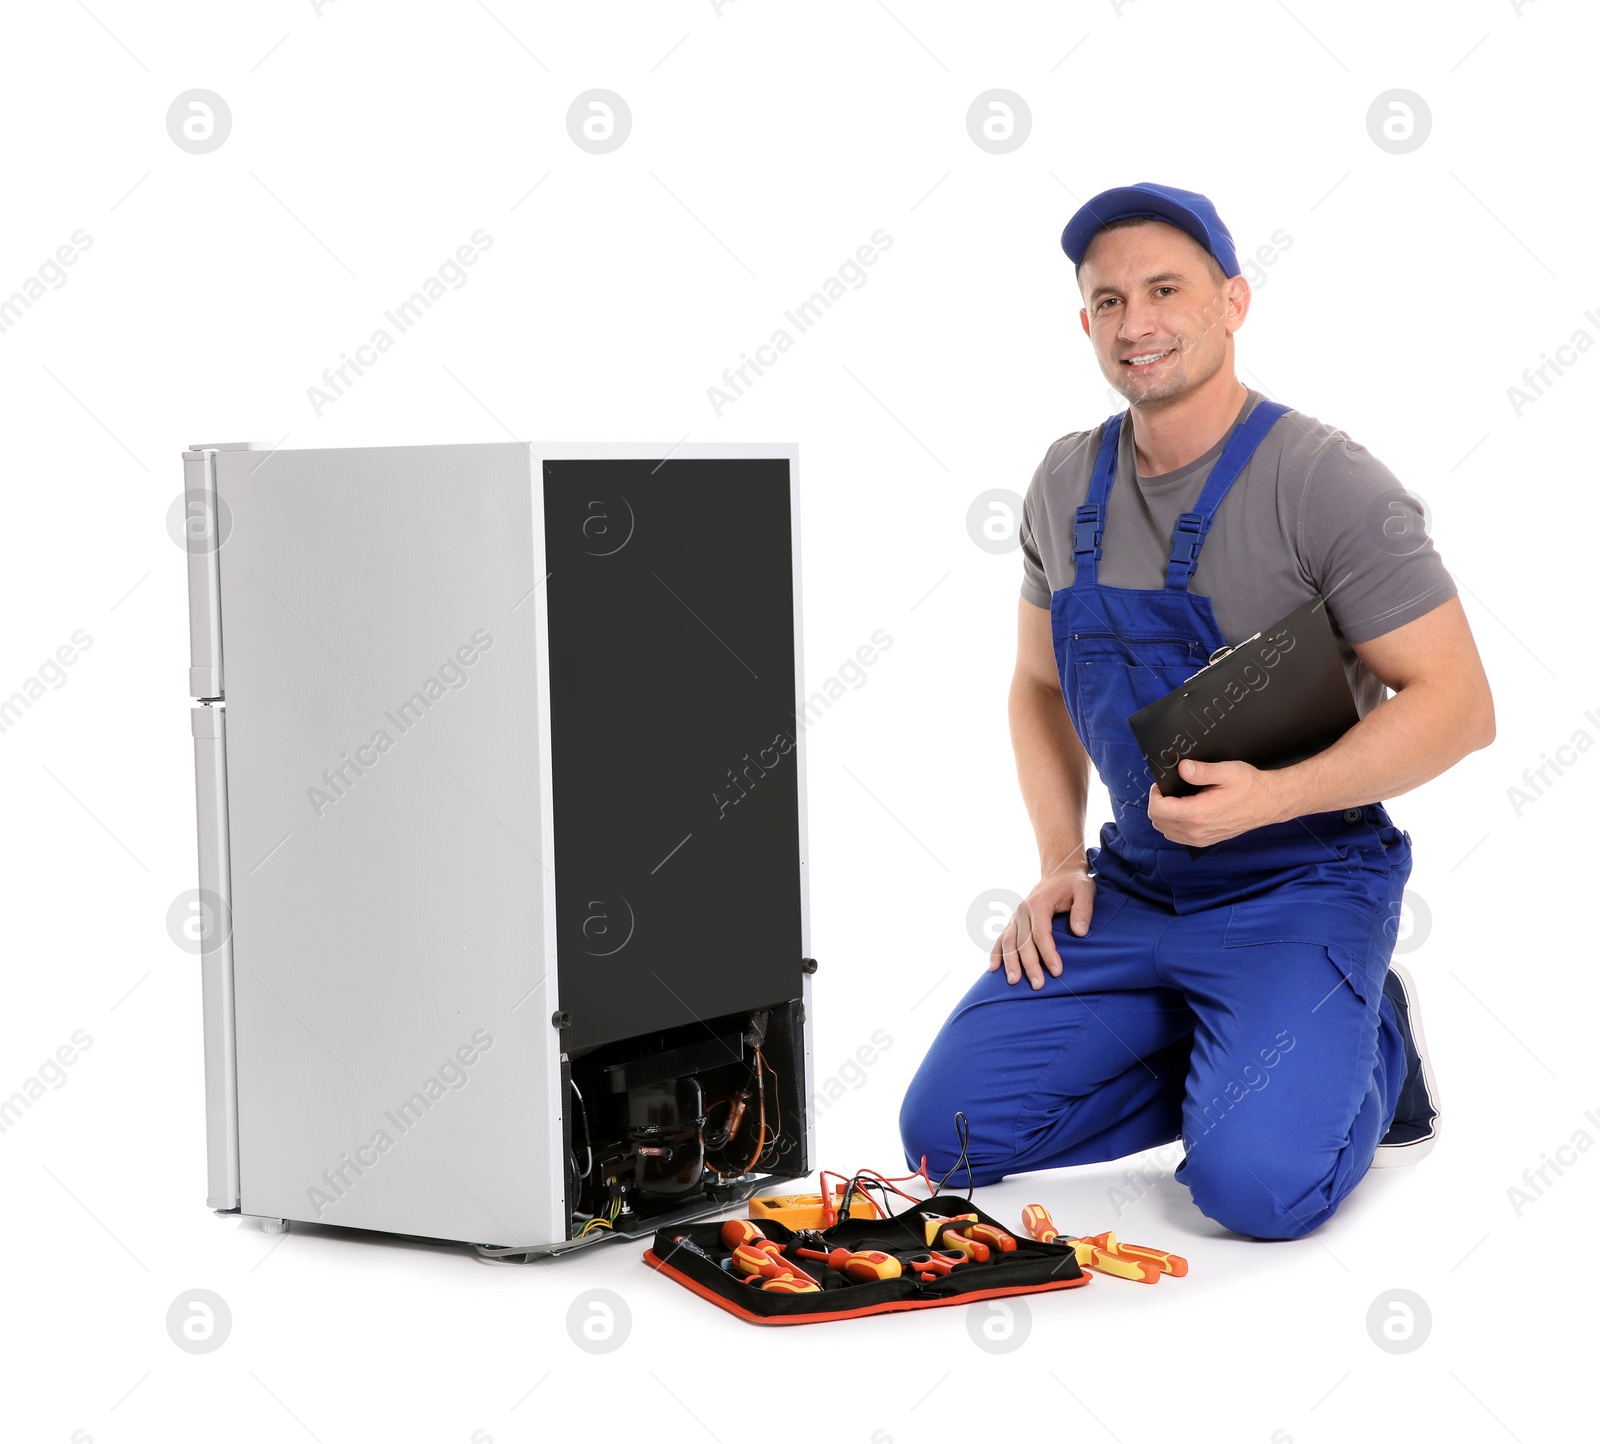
[182,439,815,1258]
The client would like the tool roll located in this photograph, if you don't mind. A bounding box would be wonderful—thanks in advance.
[643,1192,1089,1325]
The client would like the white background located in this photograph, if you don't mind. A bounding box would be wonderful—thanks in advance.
[1,2,1594,1441]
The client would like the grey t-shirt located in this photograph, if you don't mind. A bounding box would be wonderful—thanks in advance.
[1019,389,1458,719]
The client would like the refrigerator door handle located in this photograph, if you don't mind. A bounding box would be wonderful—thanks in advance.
[192,704,241,1210]
[182,445,239,701]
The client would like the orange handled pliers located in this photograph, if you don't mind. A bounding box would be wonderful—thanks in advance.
[903,1247,969,1281]
[1020,1205,1187,1283]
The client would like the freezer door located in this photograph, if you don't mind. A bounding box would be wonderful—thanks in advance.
[209,442,562,1247]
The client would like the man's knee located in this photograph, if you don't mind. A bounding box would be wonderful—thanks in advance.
[1179,1130,1337,1240]
[898,1065,1010,1186]
[898,1067,967,1176]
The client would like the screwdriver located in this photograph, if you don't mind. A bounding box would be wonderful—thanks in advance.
[759,1274,821,1294]
[730,1246,824,1292]
[665,1233,733,1271]
[722,1217,838,1291]
[721,1218,784,1257]
[731,1243,814,1283]
[667,1233,807,1292]
[790,1244,903,1283]
[1021,1205,1060,1243]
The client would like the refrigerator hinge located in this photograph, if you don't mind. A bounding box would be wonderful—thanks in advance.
[192,703,241,1210]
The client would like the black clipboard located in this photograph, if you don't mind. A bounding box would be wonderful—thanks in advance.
[1128,595,1359,814]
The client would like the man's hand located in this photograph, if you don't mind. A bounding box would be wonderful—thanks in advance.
[1147,757,1286,846]
[988,869,1097,990]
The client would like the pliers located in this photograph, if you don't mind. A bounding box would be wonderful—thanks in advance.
[901,1247,970,1282]
[1020,1204,1187,1284]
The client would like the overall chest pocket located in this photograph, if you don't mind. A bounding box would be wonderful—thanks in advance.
[1068,633,1209,743]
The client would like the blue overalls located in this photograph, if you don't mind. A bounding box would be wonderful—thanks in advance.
[900,401,1414,1240]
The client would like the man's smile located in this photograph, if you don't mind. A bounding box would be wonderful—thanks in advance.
[1123,347,1177,368]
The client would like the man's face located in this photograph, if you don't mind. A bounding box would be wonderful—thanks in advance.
[1077,220,1248,406]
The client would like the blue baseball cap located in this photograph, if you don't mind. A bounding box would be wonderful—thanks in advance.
[1061,182,1240,279]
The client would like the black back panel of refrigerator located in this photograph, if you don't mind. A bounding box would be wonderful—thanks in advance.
[542,458,803,1051]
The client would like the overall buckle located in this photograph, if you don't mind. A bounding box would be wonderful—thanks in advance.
[1073,503,1103,560]
[1168,510,1208,568]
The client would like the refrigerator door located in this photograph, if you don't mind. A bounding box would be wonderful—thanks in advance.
[207,442,561,1246]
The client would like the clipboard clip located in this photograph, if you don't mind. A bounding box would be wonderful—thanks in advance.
[1185,629,1262,683]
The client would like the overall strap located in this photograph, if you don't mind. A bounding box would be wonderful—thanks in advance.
[1164,399,1291,591]
[1071,411,1124,588]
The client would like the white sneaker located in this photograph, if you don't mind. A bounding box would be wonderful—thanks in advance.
[1371,960,1441,1168]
